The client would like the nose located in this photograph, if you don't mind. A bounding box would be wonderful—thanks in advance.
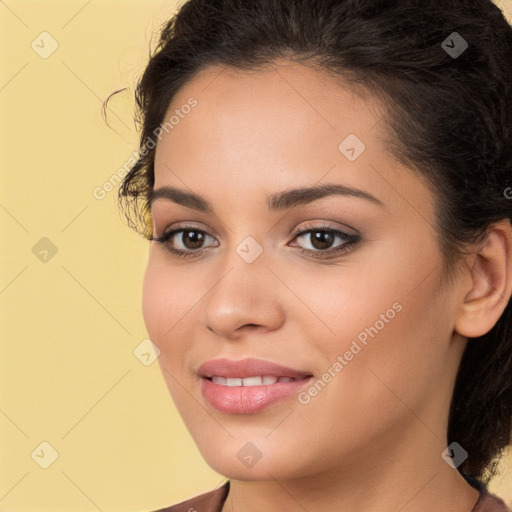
[200,247,286,341]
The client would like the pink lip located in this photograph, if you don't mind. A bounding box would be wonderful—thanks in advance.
[198,358,314,414]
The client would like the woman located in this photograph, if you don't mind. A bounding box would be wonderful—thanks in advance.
[112,0,512,510]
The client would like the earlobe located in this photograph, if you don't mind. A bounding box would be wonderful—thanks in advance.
[454,219,512,339]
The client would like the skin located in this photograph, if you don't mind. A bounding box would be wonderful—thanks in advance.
[142,60,512,512]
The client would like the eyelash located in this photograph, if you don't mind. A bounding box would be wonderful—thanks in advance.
[150,223,360,260]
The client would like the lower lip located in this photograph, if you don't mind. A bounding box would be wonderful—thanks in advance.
[200,377,313,414]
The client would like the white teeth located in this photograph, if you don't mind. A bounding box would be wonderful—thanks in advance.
[243,376,263,386]
[210,375,296,387]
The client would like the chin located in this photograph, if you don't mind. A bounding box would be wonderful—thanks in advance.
[200,442,312,482]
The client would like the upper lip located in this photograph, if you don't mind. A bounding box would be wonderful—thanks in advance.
[198,357,313,379]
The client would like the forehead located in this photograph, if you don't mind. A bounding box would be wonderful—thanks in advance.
[155,61,383,174]
[164,60,384,141]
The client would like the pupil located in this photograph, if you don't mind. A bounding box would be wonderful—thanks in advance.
[312,231,333,250]
[184,230,204,249]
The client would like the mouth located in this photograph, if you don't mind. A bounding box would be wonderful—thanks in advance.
[198,357,314,414]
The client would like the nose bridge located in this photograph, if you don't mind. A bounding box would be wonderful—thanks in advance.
[200,234,285,337]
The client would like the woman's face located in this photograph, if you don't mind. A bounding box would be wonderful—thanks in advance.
[143,61,467,480]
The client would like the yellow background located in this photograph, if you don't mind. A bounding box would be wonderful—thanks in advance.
[0,1,511,510]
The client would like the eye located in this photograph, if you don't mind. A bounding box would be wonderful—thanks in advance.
[289,223,360,259]
[150,227,217,258]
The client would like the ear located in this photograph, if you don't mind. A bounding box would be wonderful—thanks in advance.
[454,218,512,338]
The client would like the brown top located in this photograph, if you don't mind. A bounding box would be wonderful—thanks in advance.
[152,478,511,512]
[152,481,229,512]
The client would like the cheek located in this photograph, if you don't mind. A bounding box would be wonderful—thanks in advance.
[294,239,450,404]
[141,252,192,354]
[141,254,196,407]
[142,256,168,343]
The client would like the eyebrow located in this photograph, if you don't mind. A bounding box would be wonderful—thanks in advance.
[147,183,384,213]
